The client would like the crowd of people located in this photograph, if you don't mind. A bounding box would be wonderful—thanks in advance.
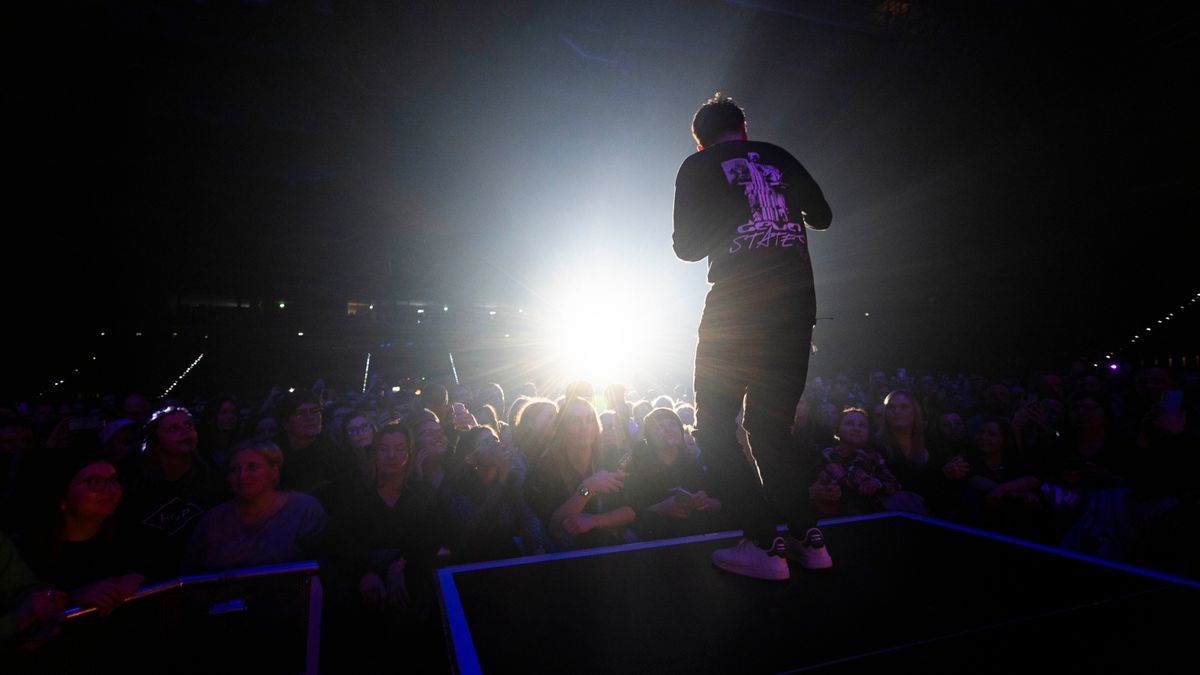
[1,361,1196,670]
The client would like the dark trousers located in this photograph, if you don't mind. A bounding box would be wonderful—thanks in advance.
[693,285,817,547]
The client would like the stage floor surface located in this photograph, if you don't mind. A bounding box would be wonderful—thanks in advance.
[437,512,1198,673]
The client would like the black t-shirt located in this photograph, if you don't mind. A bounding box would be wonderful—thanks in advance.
[117,459,227,581]
[673,139,831,292]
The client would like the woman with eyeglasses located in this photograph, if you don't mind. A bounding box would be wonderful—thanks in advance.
[273,391,356,511]
[21,449,143,616]
[339,410,377,484]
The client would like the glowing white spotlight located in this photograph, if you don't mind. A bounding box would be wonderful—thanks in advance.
[543,270,661,385]
[417,308,425,314]
[297,332,304,337]
[279,302,286,309]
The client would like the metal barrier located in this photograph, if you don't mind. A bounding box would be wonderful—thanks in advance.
[61,561,323,675]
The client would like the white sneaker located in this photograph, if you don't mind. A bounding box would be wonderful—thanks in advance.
[787,527,833,570]
[711,537,790,581]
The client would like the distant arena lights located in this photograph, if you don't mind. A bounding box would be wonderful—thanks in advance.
[161,353,205,397]
[1111,289,1200,361]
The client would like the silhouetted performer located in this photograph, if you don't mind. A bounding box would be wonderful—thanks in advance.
[673,93,833,579]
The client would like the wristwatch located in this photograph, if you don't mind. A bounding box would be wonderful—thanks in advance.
[578,484,591,498]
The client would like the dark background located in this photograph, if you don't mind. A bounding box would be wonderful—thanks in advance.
[4,1,1197,398]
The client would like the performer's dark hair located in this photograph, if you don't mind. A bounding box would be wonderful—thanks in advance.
[692,92,746,147]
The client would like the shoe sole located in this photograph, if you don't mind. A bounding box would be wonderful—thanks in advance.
[711,557,790,581]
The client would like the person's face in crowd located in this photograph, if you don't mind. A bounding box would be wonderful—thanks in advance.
[415,420,448,457]
[0,425,33,454]
[328,406,353,436]
[345,415,375,450]
[646,414,684,450]
[977,421,1005,454]
[1069,396,1106,431]
[255,417,279,440]
[938,412,966,442]
[374,431,410,480]
[155,411,198,456]
[227,449,279,501]
[633,402,653,426]
[216,401,239,433]
[884,394,916,431]
[676,405,695,427]
[598,411,621,443]
[107,425,137,459]
[835,411,870,449]
[918,376,938,398]
[64,461,122,519]
[561,401,598,450]
[470,430,503,485]
[285,403,323,440]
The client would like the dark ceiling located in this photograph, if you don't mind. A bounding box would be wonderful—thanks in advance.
[4,0,1197,387]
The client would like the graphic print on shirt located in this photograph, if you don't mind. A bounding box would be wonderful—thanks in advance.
[721,152,807,255]
[143,496,206,535]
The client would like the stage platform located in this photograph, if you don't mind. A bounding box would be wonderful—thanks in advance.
[437,512,1199,673]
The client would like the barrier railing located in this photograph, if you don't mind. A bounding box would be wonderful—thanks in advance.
[60,561,322,675]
